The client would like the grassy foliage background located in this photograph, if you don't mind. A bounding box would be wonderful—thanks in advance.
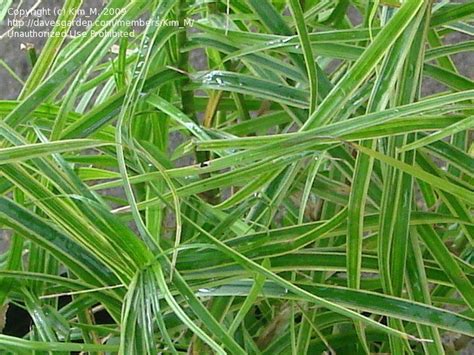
[0,0,473,353]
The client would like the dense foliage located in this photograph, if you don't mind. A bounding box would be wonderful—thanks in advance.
[0,0,473,353]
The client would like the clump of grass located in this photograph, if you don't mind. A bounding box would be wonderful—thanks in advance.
[0,0,473,353]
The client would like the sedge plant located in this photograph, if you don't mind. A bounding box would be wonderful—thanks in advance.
[0,0,473,353]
